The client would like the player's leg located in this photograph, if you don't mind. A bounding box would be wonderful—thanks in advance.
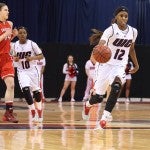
[30,68,43,123]
[3,76,18,123]
[2,57,18,123]
[83,78,93,101]
[125,78,132,103]
[33,90,43,122]
[105,85,111,101]
[70,81,76,102]
[100,77,122,128]
[58,81,70,102]
[18,70,37,122]
[40,75,45,102]
[82,64,109,120]
[22,86,36,122]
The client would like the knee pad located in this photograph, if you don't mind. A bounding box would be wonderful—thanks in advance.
[33,90,41,102]
[89,94,103,105]
[111,82,122,94]
[22,87,33,105]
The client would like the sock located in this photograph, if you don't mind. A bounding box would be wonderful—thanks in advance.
[101,110,111,120]
[28,104,36,117]
[35,101,42,118]
[6,101,13,111]
[86,101,92,107]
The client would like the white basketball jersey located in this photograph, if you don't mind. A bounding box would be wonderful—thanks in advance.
[101,23,137,67]
[85,60,95,78]
[12,40,42,70]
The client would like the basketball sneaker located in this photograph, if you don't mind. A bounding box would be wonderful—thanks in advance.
[71,98,75,102]
[3,109,18,123]
[99,113,113,129]
[38,117,43,123]
[58,97,62,102]
[125,98,130,103]
[82,102,91,120]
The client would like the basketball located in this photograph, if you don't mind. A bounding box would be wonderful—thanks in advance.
[92,45,111,63]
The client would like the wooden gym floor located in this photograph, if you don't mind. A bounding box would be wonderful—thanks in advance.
[0,99,150,150]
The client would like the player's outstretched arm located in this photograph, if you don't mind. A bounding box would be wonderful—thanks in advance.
[129,43,139,74]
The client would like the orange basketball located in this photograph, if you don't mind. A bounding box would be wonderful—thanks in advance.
[92,45,111,63]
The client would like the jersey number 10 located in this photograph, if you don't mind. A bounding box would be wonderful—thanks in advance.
[21,61,30,69]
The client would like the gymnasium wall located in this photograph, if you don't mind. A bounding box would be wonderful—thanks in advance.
[0,44,148,101]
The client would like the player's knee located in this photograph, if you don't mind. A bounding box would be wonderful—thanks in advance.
[33,90,41,102]
[89,94,103,105]
[22,87,33,105]
[5,79,14,90]
[111,82,122,94]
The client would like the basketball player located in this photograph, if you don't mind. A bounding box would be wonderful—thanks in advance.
[36,53,46,102]
[82,6,139,128]
[124,59,134,103]
[0,3,19,123]
[12,26,44,123]
[58,55,79,102]
[82,55,96,101]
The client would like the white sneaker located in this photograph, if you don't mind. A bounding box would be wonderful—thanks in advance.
[104,114,113,122]
[38,117,43,123]
[82,98,88,102]
[71,98,75,102]
[58,97,62,102]
[125,98,130,103]
[31,116,38,122]
[101,113,113,123]
[98,114,112,129]
[82,103,91,120]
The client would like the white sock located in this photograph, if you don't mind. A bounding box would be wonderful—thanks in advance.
[86,101,92,107]
[28,104,35,110]
[101,110,111,120]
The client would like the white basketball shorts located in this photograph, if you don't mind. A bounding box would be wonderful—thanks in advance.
[94,63,126,95]
[17,67,41,92]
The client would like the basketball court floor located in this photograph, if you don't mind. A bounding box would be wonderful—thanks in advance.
[0,99,150,150]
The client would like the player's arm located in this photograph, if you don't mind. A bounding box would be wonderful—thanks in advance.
[63,64,69,74]
[129,28,139,74]
[26,42,44,61]
[11,42,19,62]
[90,26,113,58]
[129,43,139,74]
[85,61,90,77]
[0,21,12,42]
[26,53,44,61]
[40,65,45,79]
[7,21,18,41]
[41,58,46,75]
[98,26,113,46]
[85,68,89,77]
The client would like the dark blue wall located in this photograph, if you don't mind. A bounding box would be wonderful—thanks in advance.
[3,0,150,45]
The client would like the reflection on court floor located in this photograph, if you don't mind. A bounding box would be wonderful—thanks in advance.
[0,101,150,149]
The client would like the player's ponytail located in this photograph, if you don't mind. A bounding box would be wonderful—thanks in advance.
[89,29,103,46]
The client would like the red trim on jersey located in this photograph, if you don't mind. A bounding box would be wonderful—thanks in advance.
[2,74,14,80]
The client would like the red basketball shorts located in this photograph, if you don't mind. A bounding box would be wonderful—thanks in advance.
[0,54,14,79]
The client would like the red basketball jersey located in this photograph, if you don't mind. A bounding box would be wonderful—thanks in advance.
[0,21,11,55]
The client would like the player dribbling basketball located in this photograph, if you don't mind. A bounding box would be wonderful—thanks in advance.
[82,6,139,129]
